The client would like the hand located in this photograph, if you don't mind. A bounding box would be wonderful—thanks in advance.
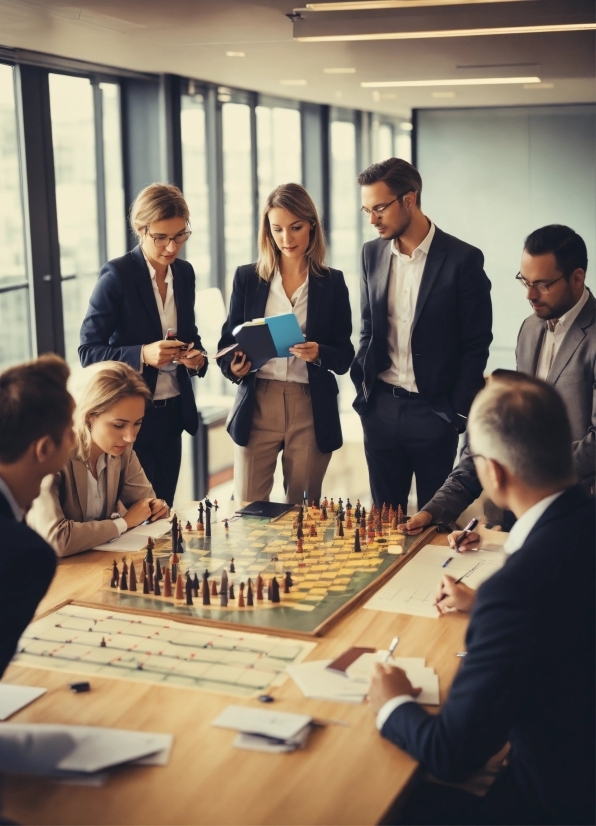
[149,498,169,521]
[230,351,252,378]
[402,511,432,535]
[142,340,186,369]
[177,347,205,370]
[447,529,481,552]
[289,341,320,363]
[367,663,422,715]
[434,574,476,614]
[122,499,153,529]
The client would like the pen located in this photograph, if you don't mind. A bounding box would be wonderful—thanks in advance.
[442,557,453,568]
[453,517,479,552]
[454,562,481,584]
[385,636,399,662]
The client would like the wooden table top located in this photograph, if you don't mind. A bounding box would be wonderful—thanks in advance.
[2,529,468,826]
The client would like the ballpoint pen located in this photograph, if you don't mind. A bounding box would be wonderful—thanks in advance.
[385,636,399,662]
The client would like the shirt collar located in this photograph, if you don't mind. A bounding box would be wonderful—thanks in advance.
[0,475,24,521]
[552,287,589,332]
[503,490,565,555]
[272,269,309,302]
[392,220,435,259]
[142,250,172,284]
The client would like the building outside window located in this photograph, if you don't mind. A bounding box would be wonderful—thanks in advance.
[181,89,211,293]
[256,104,302,209]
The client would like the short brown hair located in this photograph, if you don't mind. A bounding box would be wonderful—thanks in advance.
[0,354,72,463]
[357,158,422,206]
[129,183,190,241]
[257,183,328,283]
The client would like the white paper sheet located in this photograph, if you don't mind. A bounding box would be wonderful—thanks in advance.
[211,705,312,740]
[0,684,46,720]
[93,519,172,551]
[345,653,440,705]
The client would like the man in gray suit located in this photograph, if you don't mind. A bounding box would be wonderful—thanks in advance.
[405,224,594,540]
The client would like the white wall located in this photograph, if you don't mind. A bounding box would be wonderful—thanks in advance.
[417,105,596,370]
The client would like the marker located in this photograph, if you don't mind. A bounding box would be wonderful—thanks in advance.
[385,636,400,662]
[442,557,453,568]
[453,517,479,552]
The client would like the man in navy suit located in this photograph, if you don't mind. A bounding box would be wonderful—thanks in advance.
[0,355,74,676]
[368,374,594,825]
[351,158,492,513]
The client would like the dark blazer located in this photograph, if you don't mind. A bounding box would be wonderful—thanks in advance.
[0,490,57,678]
[79,246,207,436]
[382,485,595,825]
[217,264,354,454]
[351,226,492,432]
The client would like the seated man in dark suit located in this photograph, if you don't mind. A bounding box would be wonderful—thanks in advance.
[368,375,594,826]
[405,224,594,542]
[0,355,74,676]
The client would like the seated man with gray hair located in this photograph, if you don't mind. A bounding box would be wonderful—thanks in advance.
[368,373,594,825]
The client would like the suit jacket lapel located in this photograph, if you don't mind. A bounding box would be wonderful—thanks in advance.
[306,272,325,340]
[547,299,594,385]
[517,317,545,377]
[131,246,163,340]
[252,277,271,319]
[373,241,393,340]
[413,229,447,329]
[105,456,120,516]
[71,459,88,518]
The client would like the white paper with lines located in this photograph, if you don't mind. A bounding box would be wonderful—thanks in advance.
[364,544,507,618]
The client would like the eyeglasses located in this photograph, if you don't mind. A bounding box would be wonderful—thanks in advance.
[144,226,192,248]
[360,192,410,218]
[515,272,566,293]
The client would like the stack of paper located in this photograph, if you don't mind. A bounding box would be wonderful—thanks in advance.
[287,653,440,705]
[211,705,312,753]
[93,518,172,552]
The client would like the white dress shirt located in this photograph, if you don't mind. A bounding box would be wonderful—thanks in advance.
[0,475,23,521]
[378,222,436,392]
[535,287,589,380]
[142,252,180,401]
[257,270,309,384]
[376,489,566,730]
[86,454,127,535]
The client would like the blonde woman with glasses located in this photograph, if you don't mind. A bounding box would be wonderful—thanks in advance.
[79,183,208,506]
[217,183,354,505]
[28,362,169,557]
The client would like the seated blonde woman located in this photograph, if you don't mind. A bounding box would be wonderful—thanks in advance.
[27,362,169,557]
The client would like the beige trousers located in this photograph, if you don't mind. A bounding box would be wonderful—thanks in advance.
[234,379,332,505]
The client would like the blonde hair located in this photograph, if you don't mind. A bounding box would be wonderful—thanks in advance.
[256,183,328,282]
[74,362,151,463]
[129,183,190,241]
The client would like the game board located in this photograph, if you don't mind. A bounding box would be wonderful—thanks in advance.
[13,604,316,698]
[92,500,437,637]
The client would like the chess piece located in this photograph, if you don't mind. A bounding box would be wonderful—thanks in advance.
[296,523,304,539]
[354,501,361,520]
[145,538,154,565]
[205,506,211,538]
[170,513,178,554]
[196,519,204,534]
[229,582,235,600]
[220,569,229,597]
[146,562,154,592]
[211,579,218,597]
[320,505,327,521]
[175,572,184,600]
[214,499,218,511]
[354,529,361,552]
[202,571,211,605]
[185,576,194,605]
[119,567,128,590]
[346,498,352,511]
[238,582,245,608]
[142,562,150,594]
[163,566,172,597]
[229,557,235,573]
[271,577,281,603]
[185,520,192,531]
[224,518,229,530]
[346,515,352,530]
[246,579,254,606]
[329,498,335,512]
[220,585,228,608]
[100,637,106,648]
[177,526,185,554]
[267,579,273,601]
[284,571,293,593]
[153,573,161,596]
[192,573,200,597]
[110,560,119,588]
[155,559,163,582]
[397,504,405,525]
[129,561,137,591]
[309,523,317,537]
[121,557,128,575]
[169,551,179,584]
[256,574,264,600]
[337,518,344,538]
[296,537,303,554]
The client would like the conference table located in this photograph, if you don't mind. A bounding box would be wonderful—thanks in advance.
[2,523,469,826]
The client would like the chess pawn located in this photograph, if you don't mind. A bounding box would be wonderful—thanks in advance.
[256,574,264,601]
[153,573,161,596]
[163,566,172,597]
[192,573,200,597]
[229,557,235,573]
[121,557,128,575]
[267,579,273,601]
[284,571,293,594]
[271,577,281,603]
[174,572,184,600]
[320,505,327,521]
[100,637,107,648]
[296,537,303,554]
[155,559,163,582]
[185,576,194,606]
[129,561,137,591]
[110,560,119,588]
[309,524,317,537]
[329,498,335,512]
[211,579,218,597]
[185,520,192,532]
[354,529,361,553]
[202,572,211,606]
[238,582,245,608]
[246,579,254,606]
[346,515,352,530]
[197,519,204,535]
[205,507,211,538]
[145,540,154,567]
[119,567,128,590]
[229,582,235,600]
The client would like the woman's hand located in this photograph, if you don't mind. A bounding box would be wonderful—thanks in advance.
[434,574,476,614]
[149,498,169,522]
[141,340,185,369]
[289,341,320,363]
[230,351,252,378]
[122,499,153,529]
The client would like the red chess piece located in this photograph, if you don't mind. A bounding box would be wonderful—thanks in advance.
[346,515,352,529]
[296,538,303,553]
[211,579,218,597]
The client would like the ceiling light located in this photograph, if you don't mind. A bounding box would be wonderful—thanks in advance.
[362,76,541,87]
[226,51,245,57]
[432,91,456,97]
[280,79,308,85]
[324,67,356,73]
[297,23,596,41]
[304,0,532,8]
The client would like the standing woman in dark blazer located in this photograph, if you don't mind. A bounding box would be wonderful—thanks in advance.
[79,184,208,505]
[217,183,354,505]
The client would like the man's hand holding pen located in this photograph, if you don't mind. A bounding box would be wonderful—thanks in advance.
[367,663,422,714]
[434,574,476,614]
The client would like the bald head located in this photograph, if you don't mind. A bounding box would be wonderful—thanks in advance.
[469,373,574,489]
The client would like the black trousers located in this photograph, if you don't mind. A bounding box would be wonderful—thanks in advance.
[360,383,458,512]
[134,397,184,507]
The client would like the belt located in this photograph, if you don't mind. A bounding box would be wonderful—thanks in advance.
[375,380,420,399]
[151,395,181,408]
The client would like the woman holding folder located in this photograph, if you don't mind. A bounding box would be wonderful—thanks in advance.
[27,363,168,557]
[217,183,354,505]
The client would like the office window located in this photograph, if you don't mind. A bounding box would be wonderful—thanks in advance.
[0,63,32,370]
[181,91,211,292]
[222,102,253,299]
[256,106,302,208]
[377,123,393,161]
[395,126,412,163]
[330,119,359,324]
[100,82,126,261]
